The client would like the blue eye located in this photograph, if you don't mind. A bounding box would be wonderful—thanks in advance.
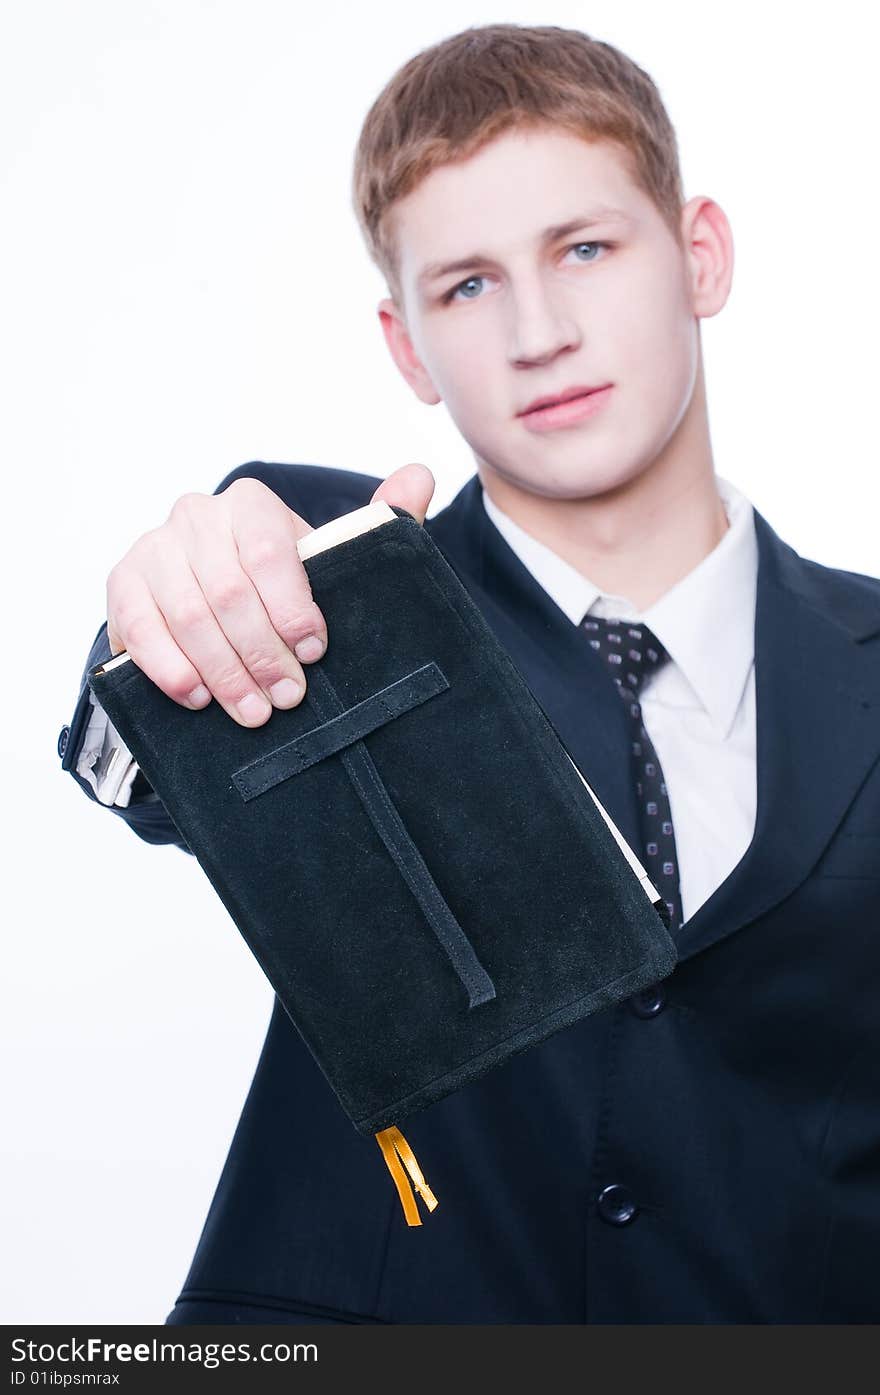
[571,241,606,261]
[445,276,486,304]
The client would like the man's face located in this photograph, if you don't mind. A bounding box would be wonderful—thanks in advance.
[381,125,706,503]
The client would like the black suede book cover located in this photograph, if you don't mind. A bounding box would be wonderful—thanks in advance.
[88,502,677,1139]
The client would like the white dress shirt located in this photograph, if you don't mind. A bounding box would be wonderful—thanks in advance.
[76,691,140,807]
[481,475,759,923]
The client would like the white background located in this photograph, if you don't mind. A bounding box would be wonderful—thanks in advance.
[2,0,877,1323]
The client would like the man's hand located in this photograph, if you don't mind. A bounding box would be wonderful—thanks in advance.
[105,463,436,727]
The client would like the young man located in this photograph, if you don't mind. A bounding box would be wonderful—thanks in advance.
[60,24,880,1323]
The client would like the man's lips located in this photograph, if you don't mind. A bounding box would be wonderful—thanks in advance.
[516,384,614,433]
[517,383,613,417]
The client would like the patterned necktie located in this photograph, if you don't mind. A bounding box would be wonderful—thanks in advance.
[580,616,684,933]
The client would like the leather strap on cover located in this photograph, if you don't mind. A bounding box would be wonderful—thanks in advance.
[232,662,450,799]
[231,661,497,1011]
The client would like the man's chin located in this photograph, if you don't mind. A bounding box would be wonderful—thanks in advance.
[475,452,646,504]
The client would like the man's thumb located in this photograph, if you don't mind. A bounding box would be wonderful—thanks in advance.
[370,463,435,527]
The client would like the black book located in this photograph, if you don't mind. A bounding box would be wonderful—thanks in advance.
[88,501,676,1224]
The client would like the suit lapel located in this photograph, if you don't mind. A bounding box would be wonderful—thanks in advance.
[428,475,880,961]
[676,508,880,959]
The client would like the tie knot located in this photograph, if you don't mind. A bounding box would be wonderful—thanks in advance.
[579,616,671,697]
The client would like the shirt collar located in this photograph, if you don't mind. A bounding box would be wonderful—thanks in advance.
[480,475,758,740]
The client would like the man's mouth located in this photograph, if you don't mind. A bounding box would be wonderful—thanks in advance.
[516,383,614,432]
[517,383,612,416]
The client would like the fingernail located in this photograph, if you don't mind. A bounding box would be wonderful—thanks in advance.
[269,677,303,708]
[186,684,211,707]
[294,635,324,662]
[238,693,271,724]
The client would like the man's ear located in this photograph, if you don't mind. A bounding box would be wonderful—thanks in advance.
[679,195,734,320]
[377,298,442,405]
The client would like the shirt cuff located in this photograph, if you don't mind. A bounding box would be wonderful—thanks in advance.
[76,689,140,807]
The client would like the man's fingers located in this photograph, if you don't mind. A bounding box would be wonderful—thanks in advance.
[229,488,328,664]
[370,463,435,526]
[152,535,305,727]
[105,470,419,730]
[107,571,216,711]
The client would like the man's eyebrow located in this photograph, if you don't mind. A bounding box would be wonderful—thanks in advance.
[416,209,632,288]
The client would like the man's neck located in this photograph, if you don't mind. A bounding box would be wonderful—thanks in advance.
[481,464,727,612]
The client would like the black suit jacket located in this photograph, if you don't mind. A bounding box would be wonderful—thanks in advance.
[60,461,880,1324]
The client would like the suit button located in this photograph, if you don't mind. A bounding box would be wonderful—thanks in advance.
[57,724,70,758]
[597,1184,638,1226]
[630,984,666,1018]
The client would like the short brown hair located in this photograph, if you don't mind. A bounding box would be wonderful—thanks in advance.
[351,23,686,306]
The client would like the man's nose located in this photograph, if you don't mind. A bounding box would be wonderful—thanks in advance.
[508,282,581,366]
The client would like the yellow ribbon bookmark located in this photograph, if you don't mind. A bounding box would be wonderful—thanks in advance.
[375,1126,439,1226]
